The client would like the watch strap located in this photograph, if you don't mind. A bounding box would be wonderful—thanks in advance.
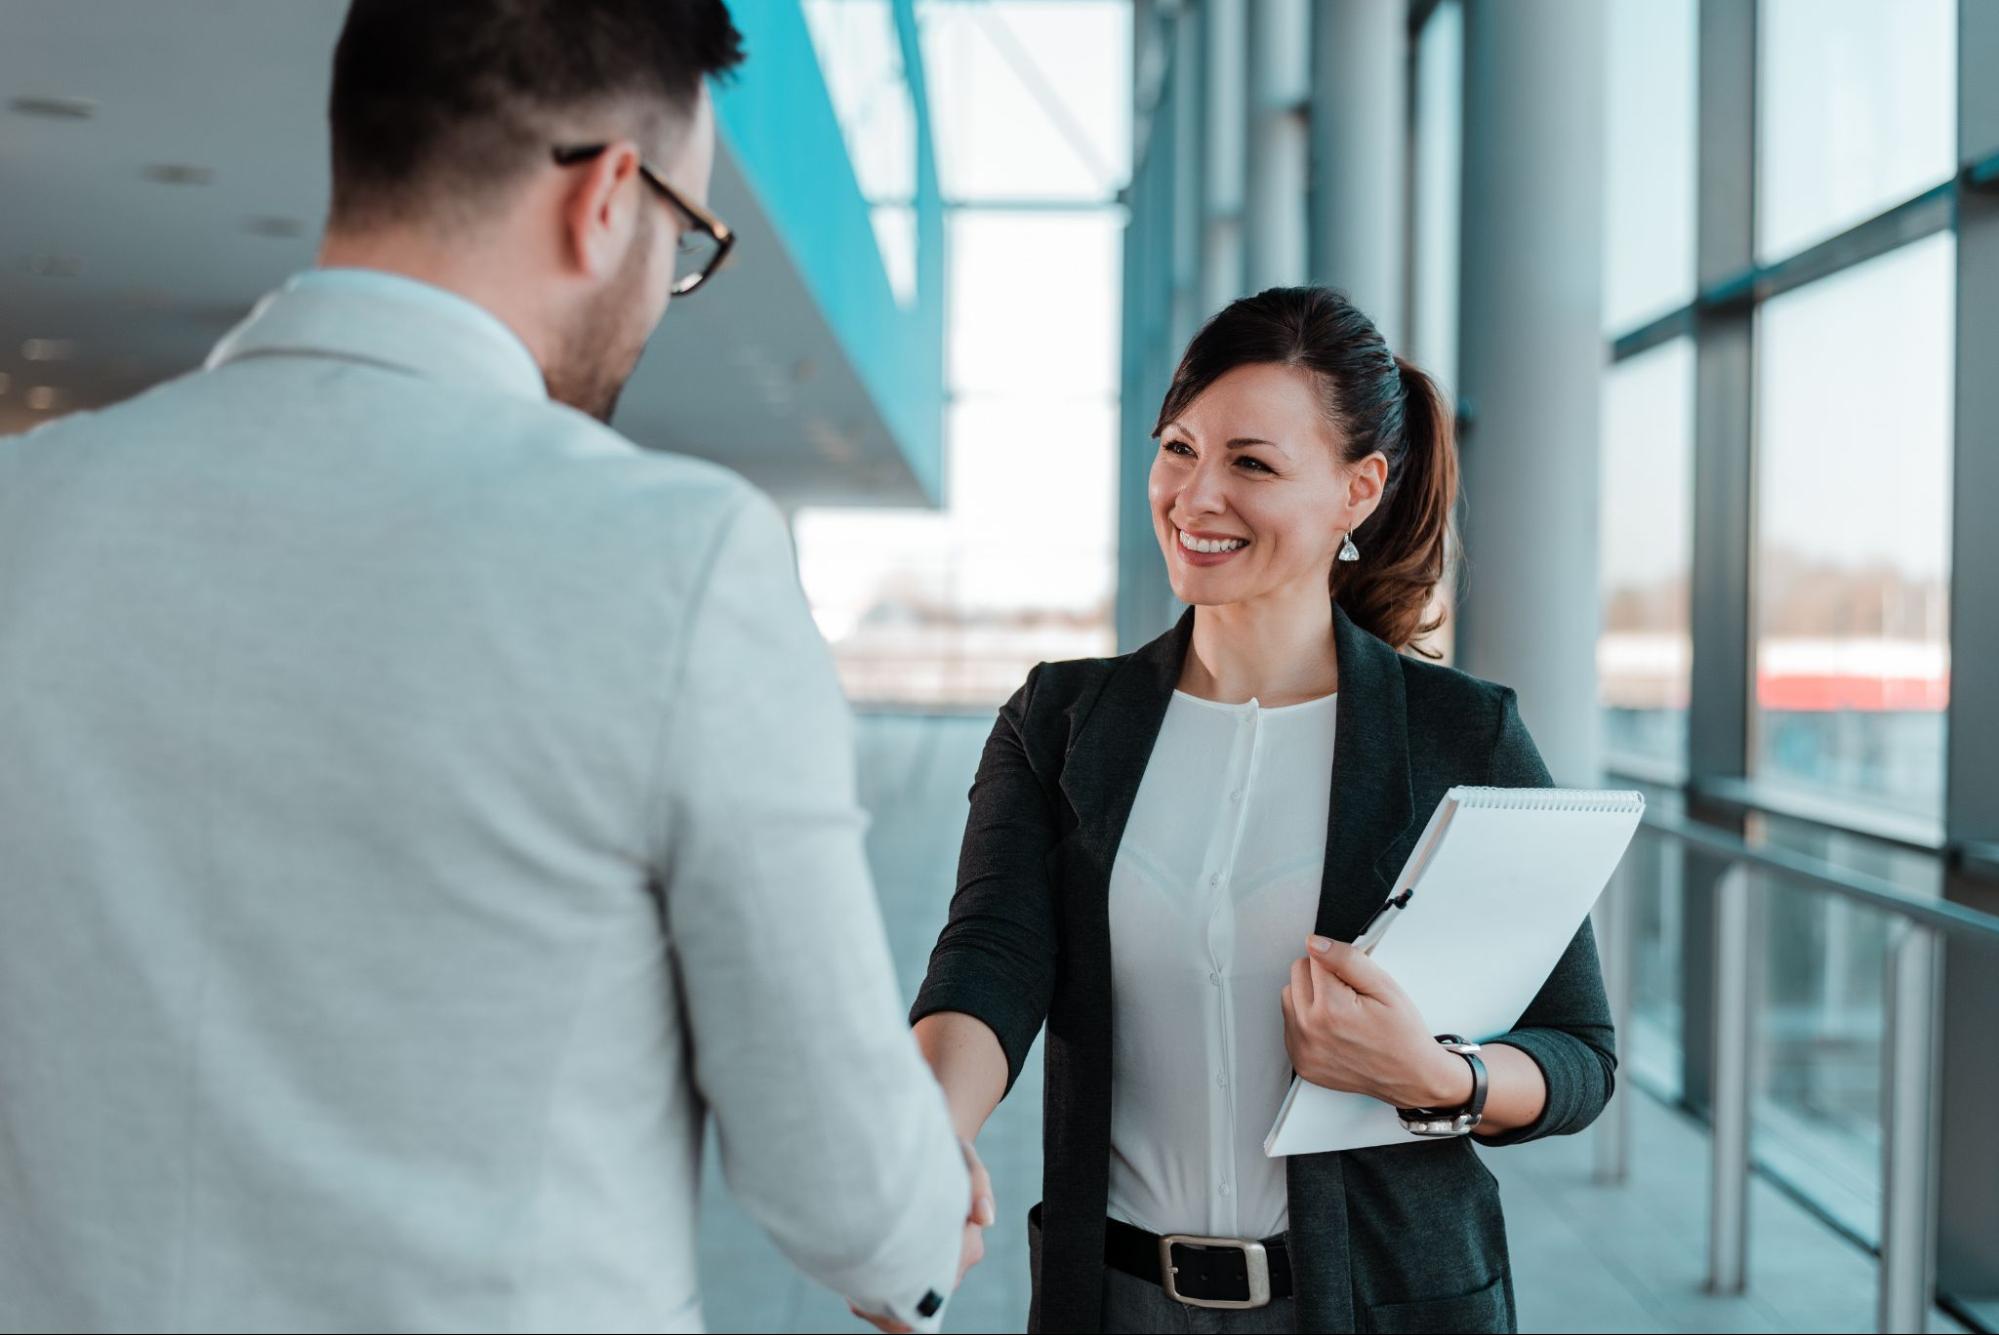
[1395,1034,1488,1133]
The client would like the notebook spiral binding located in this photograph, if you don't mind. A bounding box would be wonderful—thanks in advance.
[1450,786,1647,814]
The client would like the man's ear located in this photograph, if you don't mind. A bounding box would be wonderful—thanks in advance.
[558,142,641,278]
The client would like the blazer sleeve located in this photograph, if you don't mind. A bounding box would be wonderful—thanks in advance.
[908,665,1061,1099]
[651,489,966,1327]
[1473,687,1620,1147]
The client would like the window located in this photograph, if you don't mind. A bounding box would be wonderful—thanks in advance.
[1603,0,1697,332]
[1756,0,1957,260]
[1599,338,1695,774]
[796,2,1129,707]
[1751,232,1955,820]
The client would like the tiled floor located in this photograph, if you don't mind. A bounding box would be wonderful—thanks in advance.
[695,713,1967,1334]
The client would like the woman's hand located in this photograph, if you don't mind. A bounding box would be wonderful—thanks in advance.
[1280,935,1470,1109]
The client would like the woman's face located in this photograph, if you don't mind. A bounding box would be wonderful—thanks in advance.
[1149,362,1384,609]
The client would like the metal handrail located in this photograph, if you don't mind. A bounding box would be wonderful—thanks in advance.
[1641,808,1999,943]
[1592,805,1999,1334]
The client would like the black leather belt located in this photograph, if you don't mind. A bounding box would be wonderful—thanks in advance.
[1104,1212,1293,1309]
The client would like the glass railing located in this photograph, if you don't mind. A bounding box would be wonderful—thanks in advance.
[1596,783,1999,1332]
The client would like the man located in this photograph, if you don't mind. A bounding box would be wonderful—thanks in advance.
[0,3,983,1330]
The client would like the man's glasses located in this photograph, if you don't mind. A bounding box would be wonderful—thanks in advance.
[551,144,735,295]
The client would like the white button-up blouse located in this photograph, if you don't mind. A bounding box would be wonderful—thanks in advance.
[1105,687,1337,1241]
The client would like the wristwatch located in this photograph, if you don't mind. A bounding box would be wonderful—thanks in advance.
[1395,1034,1487,1136]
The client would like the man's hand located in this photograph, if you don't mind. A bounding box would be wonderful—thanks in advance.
[1280,935,1470,1109]
[955,1136,995,1283]
[848,1137,996,1332]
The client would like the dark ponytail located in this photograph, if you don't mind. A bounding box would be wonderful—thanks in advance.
[1152,286,1460,656]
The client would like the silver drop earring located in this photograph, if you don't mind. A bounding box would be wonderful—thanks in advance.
[1338,530,1361,563]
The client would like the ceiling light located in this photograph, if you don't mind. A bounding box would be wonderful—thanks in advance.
[23,338,77,362]
[144,163,214,186]
[26,387,60,412]
[9,95,96,120]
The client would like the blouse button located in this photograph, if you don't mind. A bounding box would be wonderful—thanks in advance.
[1209,873,1220,887]
[1218,1182,1231,1197]
[1229,788,1243,802]
[1216,1072,1229,1088]
[1208,972,1220,986]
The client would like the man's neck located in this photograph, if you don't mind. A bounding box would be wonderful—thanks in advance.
[316,230,552,373]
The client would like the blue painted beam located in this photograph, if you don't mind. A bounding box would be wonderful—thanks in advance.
[714,0,945,504]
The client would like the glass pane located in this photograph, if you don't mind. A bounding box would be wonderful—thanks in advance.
[870,204,918,308]
[950,211,1123,398]
[1599,338,1694,774]
[797,396,1117,705]
[802,0,916,203]
[1623,827,1687,1103]
[1752,233,1954,819]
[1409,0,1462,391]
[1745,810,1951,1242]
[1757,0,1957,260]
[1603,0,1697,332]
[1751,873,1891,1245]
[799,208,1121,707]
[920,0,1131,203]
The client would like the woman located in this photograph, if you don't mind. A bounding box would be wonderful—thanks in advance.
[908,287,1615,1333]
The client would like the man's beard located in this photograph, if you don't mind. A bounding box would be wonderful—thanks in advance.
[544,227,658,424]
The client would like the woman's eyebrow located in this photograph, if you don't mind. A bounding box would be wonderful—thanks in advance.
[1227,436,1287,453]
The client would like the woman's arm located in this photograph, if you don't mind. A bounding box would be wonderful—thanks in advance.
[908,666,1064,1098]
[1284,686,1617,1140]
[1399,1035,1549,1139]
[914,1012,1010,1143]
[1469,688,1618,1146]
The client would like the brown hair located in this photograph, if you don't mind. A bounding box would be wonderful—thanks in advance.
[1151,286,1460,656]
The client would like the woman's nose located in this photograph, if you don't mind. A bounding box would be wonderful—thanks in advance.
[1178,460,1229,516]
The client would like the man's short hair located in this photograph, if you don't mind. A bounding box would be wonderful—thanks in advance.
[328,0,745,230]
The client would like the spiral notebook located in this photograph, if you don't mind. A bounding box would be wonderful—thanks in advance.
[1264,785,1646,1157]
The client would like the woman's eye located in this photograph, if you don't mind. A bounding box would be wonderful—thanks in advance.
[1163,440,1194,457]
[1236,456,1273,473]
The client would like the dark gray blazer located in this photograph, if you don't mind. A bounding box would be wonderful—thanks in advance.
[912,601,1617,1334]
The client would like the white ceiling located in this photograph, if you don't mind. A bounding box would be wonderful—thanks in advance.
[0,0,931,508]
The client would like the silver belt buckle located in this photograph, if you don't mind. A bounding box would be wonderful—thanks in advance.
[1157,1233,1272,1310]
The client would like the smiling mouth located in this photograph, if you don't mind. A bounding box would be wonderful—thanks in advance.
[1177,527,1250,555]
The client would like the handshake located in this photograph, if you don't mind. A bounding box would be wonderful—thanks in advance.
[847,1137,996,1333]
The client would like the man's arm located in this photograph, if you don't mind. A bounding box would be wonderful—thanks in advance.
[650,488,968,1326]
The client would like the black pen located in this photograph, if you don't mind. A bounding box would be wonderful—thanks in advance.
[1351,888,1413,956]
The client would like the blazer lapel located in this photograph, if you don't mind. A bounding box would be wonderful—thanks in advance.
[1056,607,1192,874]
[1316,602,1417,940]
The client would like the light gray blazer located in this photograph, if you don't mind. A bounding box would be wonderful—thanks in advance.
[0,271,966,1333]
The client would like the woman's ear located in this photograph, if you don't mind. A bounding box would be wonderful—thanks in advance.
[1347,451,1390,521]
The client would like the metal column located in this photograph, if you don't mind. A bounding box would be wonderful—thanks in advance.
[1938,0,1999,1309]
[1879,922,1945,1334]
[1452,0,1606,785]
[1243,0,1310,292]
[1705,864,1754,1295]
[1308,0,1408,347]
